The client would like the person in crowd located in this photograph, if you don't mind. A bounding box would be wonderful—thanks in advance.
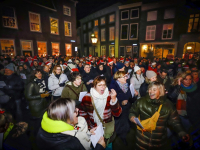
[1,63,24,120]
[0,109,31,149]
[25,69,49,135]
[48,65,68,100]
[109,71,136,150]
[78,62,84,74]
[130,82,190,150]
[96,63,111,85]
[42,65,50,91]
[148,62,157,74]
[167,72,200,130]
[82,64,98,92]
[61,72,87,102]
[79,76,122,149]
[157,68,172,91]
[106,58,115,78]
[31,60,41,71]
[124,60,132,73]
[130,66,145,98]
[139,70,157,97]
[36,98,106,150]
[191,70,199,85]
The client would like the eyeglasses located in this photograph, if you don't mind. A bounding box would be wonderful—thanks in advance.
[120,74,128,78]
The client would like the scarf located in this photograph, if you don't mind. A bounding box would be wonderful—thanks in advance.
[116,80,128,93]
[90,87,109,126]
[34,78,46,93]
[181,83,197,93]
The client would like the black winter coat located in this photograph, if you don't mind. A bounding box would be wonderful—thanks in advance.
[129,95,186,150]
[139,79,149,97]
[25,81,47,118]
[82,71,98,92]
[36,128,104,150]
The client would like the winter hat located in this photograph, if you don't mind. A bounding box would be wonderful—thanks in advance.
[134,66,141,72]
[71,68,79,72]
[97,60,104,66]
[33,56,37,61]
[68,59,72,63]
[20,59,24,63]
[151,62,156,66]
[45,62,51,66]
[116,62,124,70]
[5,63,15,72]
[107,58,113,64]
[183,65,189,68]
[63,63,67,67]
[146,70,157,79]
[89,54,92,58]
[120,57,124,61]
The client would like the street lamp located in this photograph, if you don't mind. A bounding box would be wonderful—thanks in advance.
[91,33,97,56]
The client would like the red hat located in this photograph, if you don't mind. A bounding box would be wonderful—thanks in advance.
[33,56,37,61]
[71,68,79,72]
[86,61,91,65]
[63,63,67,67]
[183,65,189,68]
[38,62,42,66]
[103,55,106,58]
[108,58,113,64]
[20,59,24,63]
[45,62,51,66]
[89,54,92,58]
[120,57,124,61]
[97,60,104,65]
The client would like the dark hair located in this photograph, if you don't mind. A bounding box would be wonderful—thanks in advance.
[30,69,42,80]
[70,72,81,82]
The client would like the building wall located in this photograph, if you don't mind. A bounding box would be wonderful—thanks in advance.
[0,0,77,56]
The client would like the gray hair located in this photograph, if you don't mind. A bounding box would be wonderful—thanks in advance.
[148,81,165,97]
[47,98,75,123]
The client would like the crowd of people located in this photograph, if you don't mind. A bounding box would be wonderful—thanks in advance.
[0,54,200,150]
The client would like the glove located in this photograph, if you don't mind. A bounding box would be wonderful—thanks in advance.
[41,93,50,98]
[59,83,65,87]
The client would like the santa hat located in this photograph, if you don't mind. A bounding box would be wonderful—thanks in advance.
[124,59,130,64]
[103,55,106,58]
[68,59,72,63]
[120,57,124,61]
[38,62,42,66]
[45,62,51,66]
[107,58,113,64]
[33,56,37,61]
[89,54,92,58]
[20,59,24,63]
[97,60,104,66]
[71,68,79,72]
[183,65,189,68]
[151,62,156,66]
[86,61,91,65]
[63,63,67,67]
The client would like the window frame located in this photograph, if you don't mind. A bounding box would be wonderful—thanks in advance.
[129,23,138,40]
[109,14,115,23]
[20,40,34,56]
[29,11,41,32]
[101,17,105,25]
[64,21,72,37]
[119,46,125,56]
[187,14,200,32]
[2,7,18,29]
[101,28,106,42]
[37,41,47,56]
[109,26,115,41]
[130,8,139,19]
[0,38,16,56]
[51,42,60,56]
[63,5,71,16]
[121,10,129,20]
[65,43,72,56]
[50,17,59,35]
[162,24,174,40]
[147,11,157,21]
[94,19,98,26]
[145,25,156,41]
[109,45,115,57]
[101,45,106,56]
[120,24,129,40]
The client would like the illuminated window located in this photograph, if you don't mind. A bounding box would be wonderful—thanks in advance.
[162,24,173,39]
[29,12,41,32]
[63,5,71,16]
[101,28,105,41]
[64,21,72,36]
[65,43,72,56]
[0,39,15,56]
[146,25,156,40]
[101,17,105,25]
[21,40,33,51]
[109,14,115,22]
[101,46,106,56]
[188,14,200,32]
[52,43,60,56]
[37,42,47,57]
[147,11,157,21]
[109,27,115,41]
[94,30,98,40]
[94,20,98,26]
[2,7,17,29]
[109,45,114,57]
[50,17,59,35]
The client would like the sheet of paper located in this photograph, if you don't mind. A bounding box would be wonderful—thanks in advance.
[0,81,6,88]
[130,84,135,98]
[79,91,87,102]
[128,69,132,73]
[134,118,144,129]
[90,123,104,148]
[20,73,27,79]
[100,74,104,76]
[89,79,94,83]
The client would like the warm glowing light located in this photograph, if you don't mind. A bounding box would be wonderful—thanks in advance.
[187,46,192,50]
[91,34,97,44]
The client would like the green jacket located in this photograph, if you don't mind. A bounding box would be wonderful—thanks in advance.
[61,81,87,101]
[129,95,186,150]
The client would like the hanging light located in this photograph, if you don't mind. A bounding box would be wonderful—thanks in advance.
[91,34,97,44]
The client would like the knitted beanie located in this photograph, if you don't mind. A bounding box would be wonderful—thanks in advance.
[146,70,157,79]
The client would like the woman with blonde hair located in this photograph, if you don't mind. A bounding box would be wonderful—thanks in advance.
[167,72,200,131]
[48,65,68,100]
[130,82,189,150]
